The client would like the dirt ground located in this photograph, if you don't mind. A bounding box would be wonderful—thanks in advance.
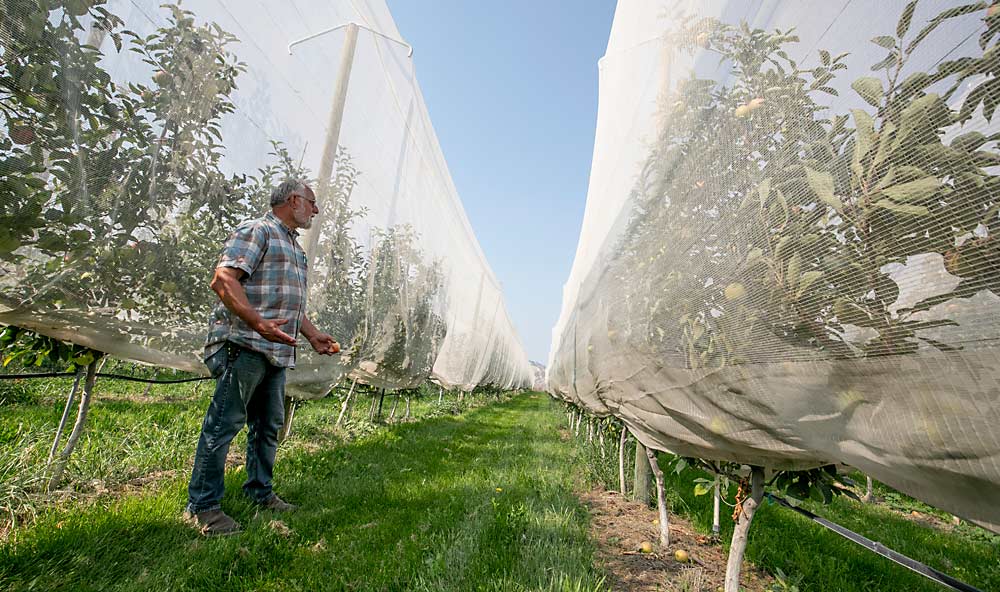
[580,488,774,592]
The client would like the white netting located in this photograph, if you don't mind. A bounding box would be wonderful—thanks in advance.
[548,0,1000,532]
[0,0,532,396]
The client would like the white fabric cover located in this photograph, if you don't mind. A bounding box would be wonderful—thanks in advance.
[0,0,532,395]
[548,0,1000,532]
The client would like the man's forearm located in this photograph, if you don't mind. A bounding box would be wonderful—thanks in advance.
[214,275,263,330]
[300,315,320,341]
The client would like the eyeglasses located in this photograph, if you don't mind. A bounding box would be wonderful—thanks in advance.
[292,193,316,205]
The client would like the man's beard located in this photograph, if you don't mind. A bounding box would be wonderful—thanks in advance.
[293,204,313,229]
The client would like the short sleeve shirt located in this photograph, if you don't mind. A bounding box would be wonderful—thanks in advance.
[204,212,308,368]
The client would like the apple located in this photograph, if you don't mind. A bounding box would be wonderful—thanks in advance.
[9,125,36,145]
[724,283,746,300]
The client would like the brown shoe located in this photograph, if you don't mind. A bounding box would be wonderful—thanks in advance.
[261,494,297,512]
[185,509,241,536]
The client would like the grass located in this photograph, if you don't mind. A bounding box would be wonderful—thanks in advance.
[7,374,997,592]
[571,419,1000,592]
[0,376,467,529]
[0,391,607,591]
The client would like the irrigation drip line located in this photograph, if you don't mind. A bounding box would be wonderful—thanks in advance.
[765,493,984,592]
[0,372,211,384]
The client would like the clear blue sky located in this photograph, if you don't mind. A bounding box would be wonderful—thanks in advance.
[386,1,617,364]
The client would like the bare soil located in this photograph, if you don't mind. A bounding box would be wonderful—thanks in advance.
[579,487,775,592]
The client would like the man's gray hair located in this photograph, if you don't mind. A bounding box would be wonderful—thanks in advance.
[270,178,308,206]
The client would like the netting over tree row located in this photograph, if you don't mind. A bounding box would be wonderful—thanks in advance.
[548,0,1000,532]
[0,0,532,395]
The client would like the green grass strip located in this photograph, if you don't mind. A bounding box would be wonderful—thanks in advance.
[0,394,606,592]
[661,462,999,591]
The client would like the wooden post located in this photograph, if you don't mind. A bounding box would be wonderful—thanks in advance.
[633,439,651,504]
[47,366,84,467]
[618,426,628,495]
[863,475,874,502]
[712,480,721,538]
[279,396,297,442]
[368,389,378,421]
[389,392,400,420]
[646,447,670,546]
[725,467,765,592]
[48,359,99,490]
[336,377,358,427]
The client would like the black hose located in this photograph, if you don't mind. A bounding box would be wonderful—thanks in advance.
[0,372,211,384]
[765,493,984,592]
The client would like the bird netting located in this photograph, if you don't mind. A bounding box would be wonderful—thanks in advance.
[548,0,1000,532]
[0,0,532,396]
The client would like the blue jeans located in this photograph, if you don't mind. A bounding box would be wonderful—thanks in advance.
[187,343,287,513]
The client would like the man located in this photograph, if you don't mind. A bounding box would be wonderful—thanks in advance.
[185,178,340,536]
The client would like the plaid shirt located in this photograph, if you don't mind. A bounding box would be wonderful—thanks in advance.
[204,212,308,368]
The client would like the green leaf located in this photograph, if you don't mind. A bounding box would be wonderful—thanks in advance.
[834,298,876,327]
[694,482,711,496]
[796,271,825,300]
[757,178,772,210]
[879,177,939,202]
[770,189,790,227]
[774,236,793,260]
[951,131,987,152]
[805,167,843,212]
[874,199,930,215]
[851,110,876,181]
[958,78,1000,122]
[898,71,932,97]
[786,253,802,289]
[872,36,896,49]
[871,53,897,72]
[876,165,927,189]
[898,1,918,38]
[899,94,951,139]
[852,77,884,108]
[68,229,92,242]
[907,2,987,54]
[871,121,897,169]
[819,50,831,66]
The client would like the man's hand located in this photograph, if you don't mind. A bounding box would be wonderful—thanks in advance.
[254,318,297,346]
[308,332,340,355]
[211,267,297,345]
